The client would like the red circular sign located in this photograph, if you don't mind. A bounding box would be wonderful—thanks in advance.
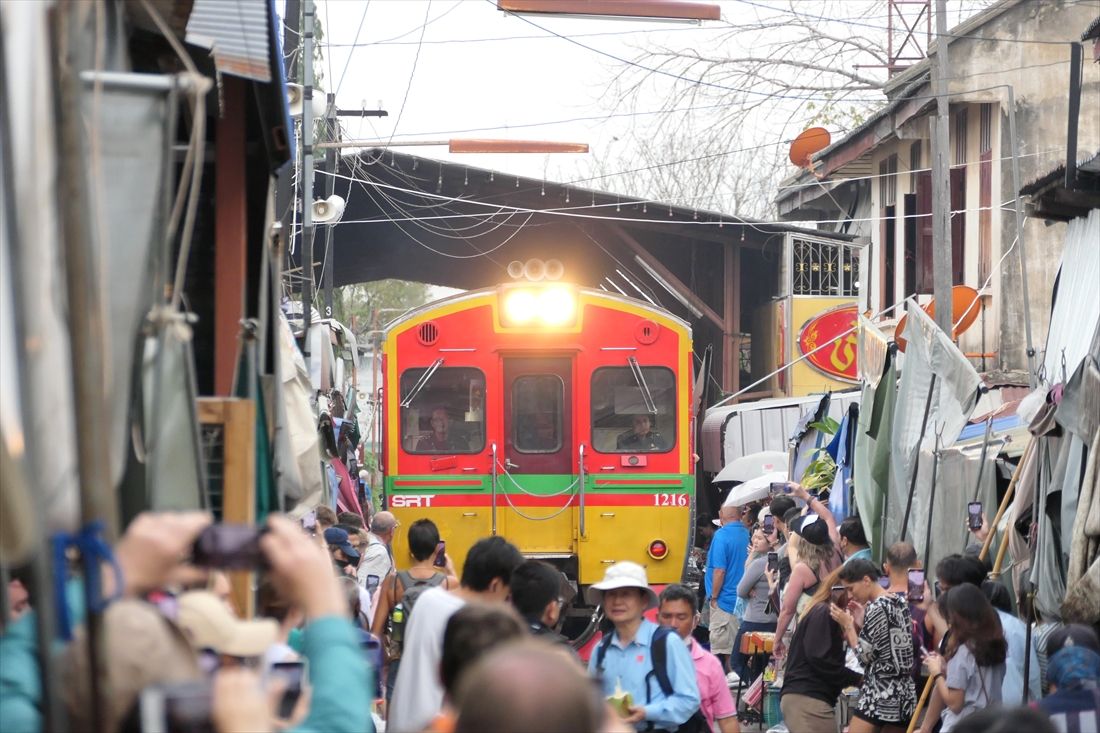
[798,304,859,382]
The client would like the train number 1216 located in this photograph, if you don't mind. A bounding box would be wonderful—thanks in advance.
[653,493,688,507]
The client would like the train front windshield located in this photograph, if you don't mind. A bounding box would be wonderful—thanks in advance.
[400,366,486,454]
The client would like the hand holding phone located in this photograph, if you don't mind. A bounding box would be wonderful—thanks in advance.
[767,551,779,573]
[762,514,775,534]
[967,502,983,531]
[830,585,848,607]
[191,524,268,570]
[433,540,447,568]
[769,481,792,495]
[907,569,925,603]
[268,661,308,720]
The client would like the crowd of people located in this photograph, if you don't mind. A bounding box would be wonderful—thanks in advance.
[1,478,1097,733]
[699,481,1100,733]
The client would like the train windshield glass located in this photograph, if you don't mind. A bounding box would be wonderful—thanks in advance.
[400,367,485,454]
[590,367,675,453]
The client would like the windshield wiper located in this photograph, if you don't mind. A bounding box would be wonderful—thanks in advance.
[627,356,658,415]
[400,358,444,408]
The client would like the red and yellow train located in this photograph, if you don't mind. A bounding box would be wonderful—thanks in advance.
[381,265,696,637]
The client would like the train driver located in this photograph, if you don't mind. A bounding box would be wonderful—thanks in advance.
[616,413,666,451]
[416,407,465,452]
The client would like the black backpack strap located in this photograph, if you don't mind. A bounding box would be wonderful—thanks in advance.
[648,626,676,699]
[595,632,615,675]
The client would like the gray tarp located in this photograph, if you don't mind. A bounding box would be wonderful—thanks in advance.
[79,72,174,496]
[889,305,984,545]
[853,315,897,558]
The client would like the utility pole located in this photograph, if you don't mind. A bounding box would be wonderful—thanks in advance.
[321,91,336,320]
[301,0,315,366]
[930,0,953,334]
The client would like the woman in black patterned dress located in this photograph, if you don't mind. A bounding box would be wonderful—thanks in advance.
[832,558,918,733]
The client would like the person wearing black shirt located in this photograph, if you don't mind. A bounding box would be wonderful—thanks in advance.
[780,565,861,732]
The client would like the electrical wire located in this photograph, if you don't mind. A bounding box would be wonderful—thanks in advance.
[383,0,432,149]
[334,0,371,95]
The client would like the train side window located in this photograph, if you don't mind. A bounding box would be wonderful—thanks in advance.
[513,375,564,453]
[401,367,485,454]
[590,367,675,453]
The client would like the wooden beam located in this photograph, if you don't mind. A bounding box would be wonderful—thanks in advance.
[214,77,248,396]
[197,397,256,617]
[610,224,725,330]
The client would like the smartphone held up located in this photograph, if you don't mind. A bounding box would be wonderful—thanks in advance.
[967,502,983,531]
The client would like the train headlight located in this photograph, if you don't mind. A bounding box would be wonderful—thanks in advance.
[501,286,577,328]
[647,539,669,560]
[539,287,575,326]
[503,289,538,325]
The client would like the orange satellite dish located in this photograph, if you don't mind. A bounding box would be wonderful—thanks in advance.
[789,127,831,168]
[895,285,982,352]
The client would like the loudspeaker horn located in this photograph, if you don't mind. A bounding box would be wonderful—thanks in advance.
[544,259,565,281]
[523,258,546,282]
[287,83,325,119]
[312,194,346,224]
[507,261,525,280]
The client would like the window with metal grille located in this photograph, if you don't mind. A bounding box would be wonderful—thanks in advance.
[954,108,968,166]
[201,423,226,522]
[791,235,862,297]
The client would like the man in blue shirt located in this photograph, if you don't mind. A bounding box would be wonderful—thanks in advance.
[705,503,751,675]
[588,562,701,731]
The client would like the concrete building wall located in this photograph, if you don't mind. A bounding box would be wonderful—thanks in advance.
[777,0,1099,374]
[943,0,1100,372]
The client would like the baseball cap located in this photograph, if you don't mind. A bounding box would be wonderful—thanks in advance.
[176,591,279,657]
[790,513,830,546]
[324,526,361,561]
[1046,624,1100,657]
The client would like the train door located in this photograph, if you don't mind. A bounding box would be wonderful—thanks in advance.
[500,357,575,553]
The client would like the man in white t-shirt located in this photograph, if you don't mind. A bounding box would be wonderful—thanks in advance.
[386,535,524,733]
[358,512,398,592]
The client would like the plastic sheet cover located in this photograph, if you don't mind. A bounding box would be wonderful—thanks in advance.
[888,306,983,547]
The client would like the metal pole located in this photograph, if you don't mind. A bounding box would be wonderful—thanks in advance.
[962,418,995,547]
[930,0,953,334]
[276,0,300,246]
[301,0,315,369]
[1006,85,1036,387]
[0,18,67,730]
[321,92,336,320]
[52,4,117,729]
[900,374,937,543]
[491,443,499,535]
[922,431,942,578]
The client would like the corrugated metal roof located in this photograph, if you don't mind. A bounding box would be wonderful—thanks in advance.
[185,0,272,82]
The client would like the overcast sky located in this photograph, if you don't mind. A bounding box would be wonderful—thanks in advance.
[293,0,990,198]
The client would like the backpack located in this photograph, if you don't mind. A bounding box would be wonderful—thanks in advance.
[385,570,446,660]
[595,625,708,733]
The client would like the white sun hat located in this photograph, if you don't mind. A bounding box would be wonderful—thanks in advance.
[585,561,659,609]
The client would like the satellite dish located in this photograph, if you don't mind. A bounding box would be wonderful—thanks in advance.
[789,127,831,169]
[895,285,983,352]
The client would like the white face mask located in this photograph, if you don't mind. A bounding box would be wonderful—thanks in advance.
[683,634,693,648]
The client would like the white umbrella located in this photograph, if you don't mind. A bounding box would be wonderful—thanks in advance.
[713,450,788,485]
[721,471,789,508]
